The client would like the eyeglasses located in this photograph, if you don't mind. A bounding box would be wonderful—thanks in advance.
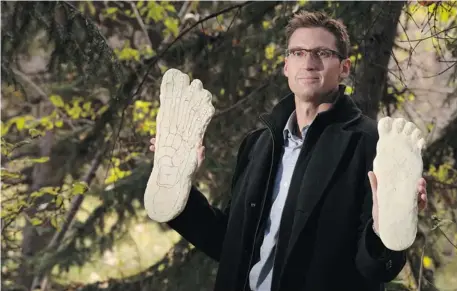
[285,47,345,61]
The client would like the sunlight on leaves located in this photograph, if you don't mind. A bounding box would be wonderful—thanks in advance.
[72,181,89,196]
[164,17,179,38]
[423,256,434,269]
[265,43,276,60]
[50,95,65,108]
[29,156,50,163]
[30,217,43,226]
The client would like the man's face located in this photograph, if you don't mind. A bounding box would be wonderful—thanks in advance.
[284,27,350,101]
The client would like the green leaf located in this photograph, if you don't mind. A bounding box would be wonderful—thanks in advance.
[30,191,46,198]
[1,169,22,179]
[55,195,63,208]
[105,7,118,16]
[164,17,179,37]
[30,217,43,226]
[15,117,26,130]
[264,43,276,60]
[51,216,59,229]
[164,4,176,12]
[29,156,50,163]
[72,181,89,195]
[29,128,44,137]
[147,2,165,22]
[42,186,60,195]
[49,95,65,107]
[344,86,354,95]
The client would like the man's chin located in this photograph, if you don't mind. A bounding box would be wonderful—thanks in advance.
[294,87,336,102]
[295,87,321,98]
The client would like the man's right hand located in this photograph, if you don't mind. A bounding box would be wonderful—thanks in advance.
[149,137,206,171]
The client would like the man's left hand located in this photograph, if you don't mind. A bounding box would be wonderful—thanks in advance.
[368,171,428,236]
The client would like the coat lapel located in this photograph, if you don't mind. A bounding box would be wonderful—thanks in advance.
[286,125,356,257]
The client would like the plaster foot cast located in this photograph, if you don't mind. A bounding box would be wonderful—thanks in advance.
[373,117,426,251]
[144,68,215,222]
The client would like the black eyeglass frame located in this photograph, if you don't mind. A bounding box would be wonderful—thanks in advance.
[285,47,347,61]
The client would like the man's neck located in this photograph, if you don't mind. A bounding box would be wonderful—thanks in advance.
[294,88,339,138]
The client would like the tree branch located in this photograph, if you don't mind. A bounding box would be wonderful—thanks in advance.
[135,1,254,96]
[31,148,106,290]
[129,2,152,48]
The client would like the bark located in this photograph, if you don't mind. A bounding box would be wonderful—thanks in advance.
[32,148,105,290]
[351,1,406,119]
[18,131,61,289]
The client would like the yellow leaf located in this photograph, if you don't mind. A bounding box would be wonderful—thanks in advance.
[1,120,13,135]
[97,105,109,116]
[41,186,60,195]
[423,256,433,269]
[30,217,43,226]
[105,7,118,16]
[55,195,63,208]
[147,2,165,22]
[51,216,59,229]
[72,181,89,195]
[1,170,22,179]
[15,117,25,130]
[83,101,92,112]
[87,2,96,16]
[55,120,63,128]
[50,95,65,107]
[164,3,176,12]
[29,156,50,163]
[29,128,44,137]
[164,17,179,37]
[345,86,354,95]
[265,43,276,60]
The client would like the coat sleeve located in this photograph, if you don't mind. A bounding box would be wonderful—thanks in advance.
[166,130,259,262]
[355,131,407,282]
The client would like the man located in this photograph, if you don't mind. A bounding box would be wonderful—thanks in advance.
[149,11,428,291]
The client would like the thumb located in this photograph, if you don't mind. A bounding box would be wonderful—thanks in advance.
[368,171,377,201]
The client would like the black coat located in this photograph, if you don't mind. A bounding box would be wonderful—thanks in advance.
[168,85,406,291]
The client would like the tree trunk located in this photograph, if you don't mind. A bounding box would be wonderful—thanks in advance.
[18,131,58,290]
[350,1,405,119]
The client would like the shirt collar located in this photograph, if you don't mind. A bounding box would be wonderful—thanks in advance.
[283,110,310,141]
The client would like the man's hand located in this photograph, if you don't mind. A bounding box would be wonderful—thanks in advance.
[368,171,428,236]
[149,137,206,170]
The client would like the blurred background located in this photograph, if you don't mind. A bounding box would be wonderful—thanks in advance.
[1,1,456,291]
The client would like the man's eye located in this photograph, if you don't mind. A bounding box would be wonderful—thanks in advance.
[317,50,331,58]
[293,50,304,57]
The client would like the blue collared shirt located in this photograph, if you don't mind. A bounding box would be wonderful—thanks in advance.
[249,110,310,291]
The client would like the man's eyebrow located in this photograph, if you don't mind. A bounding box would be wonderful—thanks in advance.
[287,45,331,50]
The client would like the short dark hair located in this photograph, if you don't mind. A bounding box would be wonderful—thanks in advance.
[285,11,350,59]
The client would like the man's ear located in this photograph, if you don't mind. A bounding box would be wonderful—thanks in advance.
[283,58,289,77]
[339,58,351,79]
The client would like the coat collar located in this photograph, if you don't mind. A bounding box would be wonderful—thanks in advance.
[259,85,362,142]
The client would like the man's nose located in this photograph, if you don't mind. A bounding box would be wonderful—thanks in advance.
[301,54,320,70]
